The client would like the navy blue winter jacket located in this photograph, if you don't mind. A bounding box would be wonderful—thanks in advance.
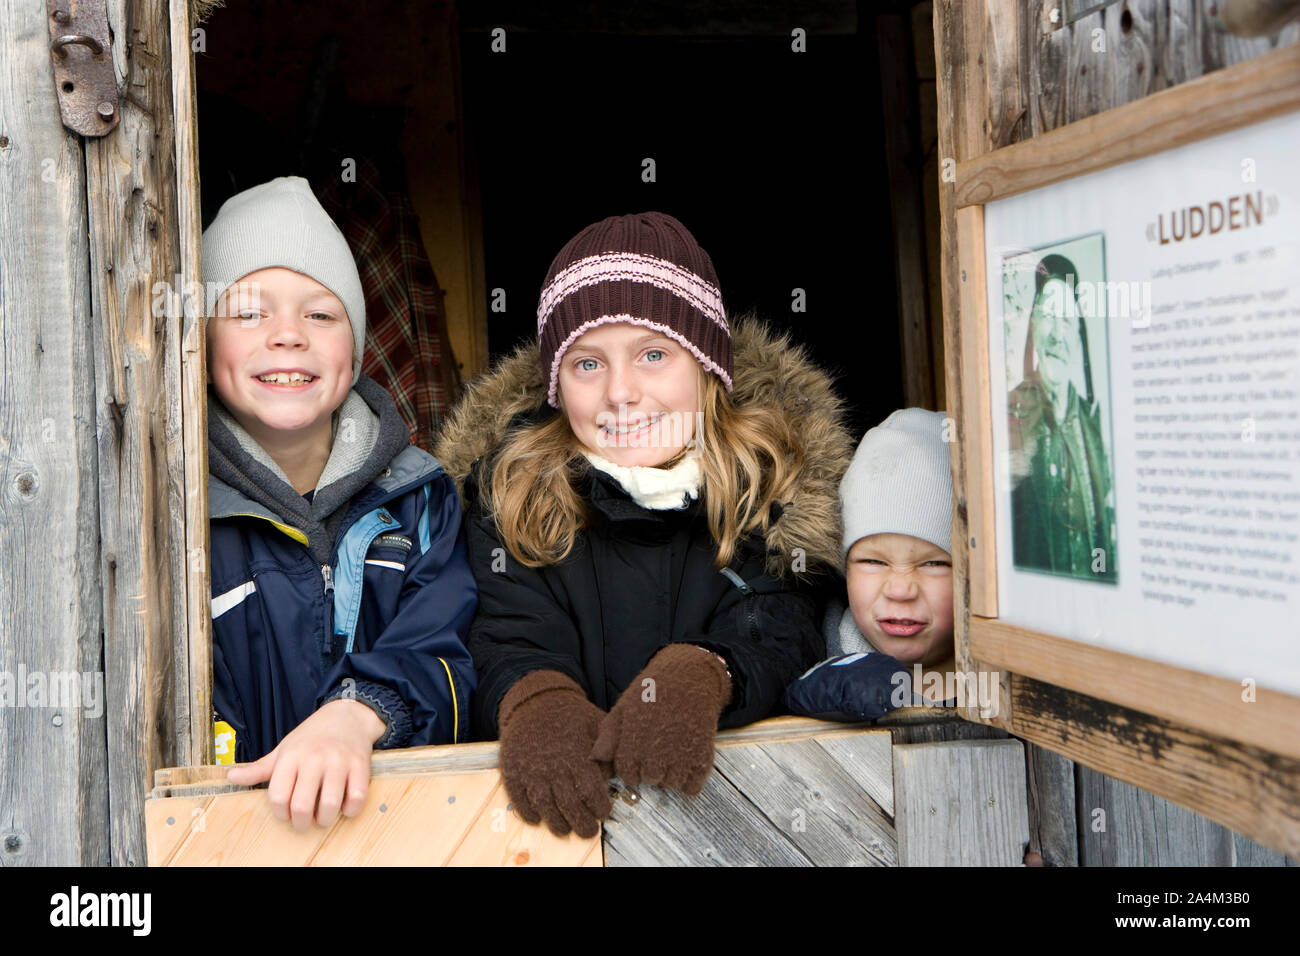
[207,378,477,762]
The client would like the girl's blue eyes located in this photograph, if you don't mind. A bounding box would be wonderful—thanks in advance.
[574,349,667,372]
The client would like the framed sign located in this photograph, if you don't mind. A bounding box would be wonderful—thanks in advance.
[948,42,1300,855]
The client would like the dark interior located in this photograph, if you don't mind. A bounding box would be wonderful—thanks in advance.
[196,2,924,440]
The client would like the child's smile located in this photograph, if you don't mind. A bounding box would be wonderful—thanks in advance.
[206,267,354,446]
[557,323,700,468]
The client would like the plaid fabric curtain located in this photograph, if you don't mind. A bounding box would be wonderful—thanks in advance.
[315,157,462,452]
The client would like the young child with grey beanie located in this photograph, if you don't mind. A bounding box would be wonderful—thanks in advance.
[203,176,477,830]
[784,408,956,720]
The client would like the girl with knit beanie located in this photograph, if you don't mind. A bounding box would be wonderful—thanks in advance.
[436,212,853,837]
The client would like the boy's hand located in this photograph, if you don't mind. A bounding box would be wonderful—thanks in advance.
[226,698,386,831]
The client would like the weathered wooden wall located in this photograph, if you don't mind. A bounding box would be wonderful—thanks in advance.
[146,716,1032,867]
[0,0,109,867]
[933,0,1299,866]
[0,0,202,866]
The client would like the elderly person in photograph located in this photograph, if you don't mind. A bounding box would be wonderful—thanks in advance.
[1008,253,1117,582]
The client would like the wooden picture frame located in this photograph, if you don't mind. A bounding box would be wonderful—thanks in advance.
[946,41,1300,856]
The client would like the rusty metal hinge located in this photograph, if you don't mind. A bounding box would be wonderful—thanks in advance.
[47,0,119,136]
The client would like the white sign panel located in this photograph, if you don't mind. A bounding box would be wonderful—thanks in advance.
[984,110,1300,696]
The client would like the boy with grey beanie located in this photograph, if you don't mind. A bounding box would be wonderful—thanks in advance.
[203,176,477,830]
[784,408,956,720]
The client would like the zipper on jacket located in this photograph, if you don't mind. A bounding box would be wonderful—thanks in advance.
[719,567,761,644]
[321,564,335,656]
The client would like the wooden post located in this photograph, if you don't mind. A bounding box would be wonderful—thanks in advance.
[0,0,110,867]
[0,0,204,866]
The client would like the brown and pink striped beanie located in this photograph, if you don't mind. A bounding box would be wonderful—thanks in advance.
[537,212,733,408]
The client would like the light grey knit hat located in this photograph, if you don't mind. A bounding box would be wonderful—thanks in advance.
[202,176,366,384]
[841,408,954,563]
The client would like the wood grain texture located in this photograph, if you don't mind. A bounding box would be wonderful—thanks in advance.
[893,738,1030,866]
[955,205,996,618]
[603,770,812,867]
[0,0,108,867]
[970,617,1300,759]
[934,0,1018,732]
[1074,762,1296,866]
[147,769,601,866]
[1008,674,1300,857]
[603,728,900,867]
[1024,741,1079,866]
[85,0,189,867]
[712,736,897,865]
[169,0,212,768]
[955,41,1300,206]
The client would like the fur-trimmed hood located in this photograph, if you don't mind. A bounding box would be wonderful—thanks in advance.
[434,315,854,579]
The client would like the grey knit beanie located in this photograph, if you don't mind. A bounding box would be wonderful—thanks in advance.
[202,176,366,384]
[841,408,954,563]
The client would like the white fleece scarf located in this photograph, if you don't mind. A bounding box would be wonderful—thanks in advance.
[582,450,702,511]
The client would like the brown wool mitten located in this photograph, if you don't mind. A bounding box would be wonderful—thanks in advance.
[497,670,614,839]
[590,643,733,796]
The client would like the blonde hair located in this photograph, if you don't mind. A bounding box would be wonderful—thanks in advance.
[482,363,804,570]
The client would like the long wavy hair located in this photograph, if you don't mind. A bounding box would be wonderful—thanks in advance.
[480,362,805,570]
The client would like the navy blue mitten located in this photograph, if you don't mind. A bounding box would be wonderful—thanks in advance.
[782,652,913,722]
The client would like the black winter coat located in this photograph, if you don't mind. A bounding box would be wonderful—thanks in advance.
[435,316,856,741]
[463,425,826,738]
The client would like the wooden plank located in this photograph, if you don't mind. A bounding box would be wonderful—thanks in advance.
[893,738,1029,866]
[955,42,1300,206]
[162,789,334,866]
[144,795,212,866]
[712,737,897,866]
[0,0,108,866]
[306,772,497,866]
[1065,10,1113,125]
[1024,741,1078,866]
[85,0,197,867]
[1109,0,1158,107]
[878,11,937,410]
[1230,831,1299,866]
[934,0,1018,734]
[875,705,1010,745]
[1077,763,1237,865]
[1027,0,1071,137]
[603,771,812,867]
[147,769,602,865]
[445,777,601,866]
[1007,674,1300,857]
[970,617,1300,760]
[812,732,896,815]
[170,0,213,768]
[955,205,996,618]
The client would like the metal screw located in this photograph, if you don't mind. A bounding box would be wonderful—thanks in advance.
[97,102,114,119]
[52,713,63,726]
